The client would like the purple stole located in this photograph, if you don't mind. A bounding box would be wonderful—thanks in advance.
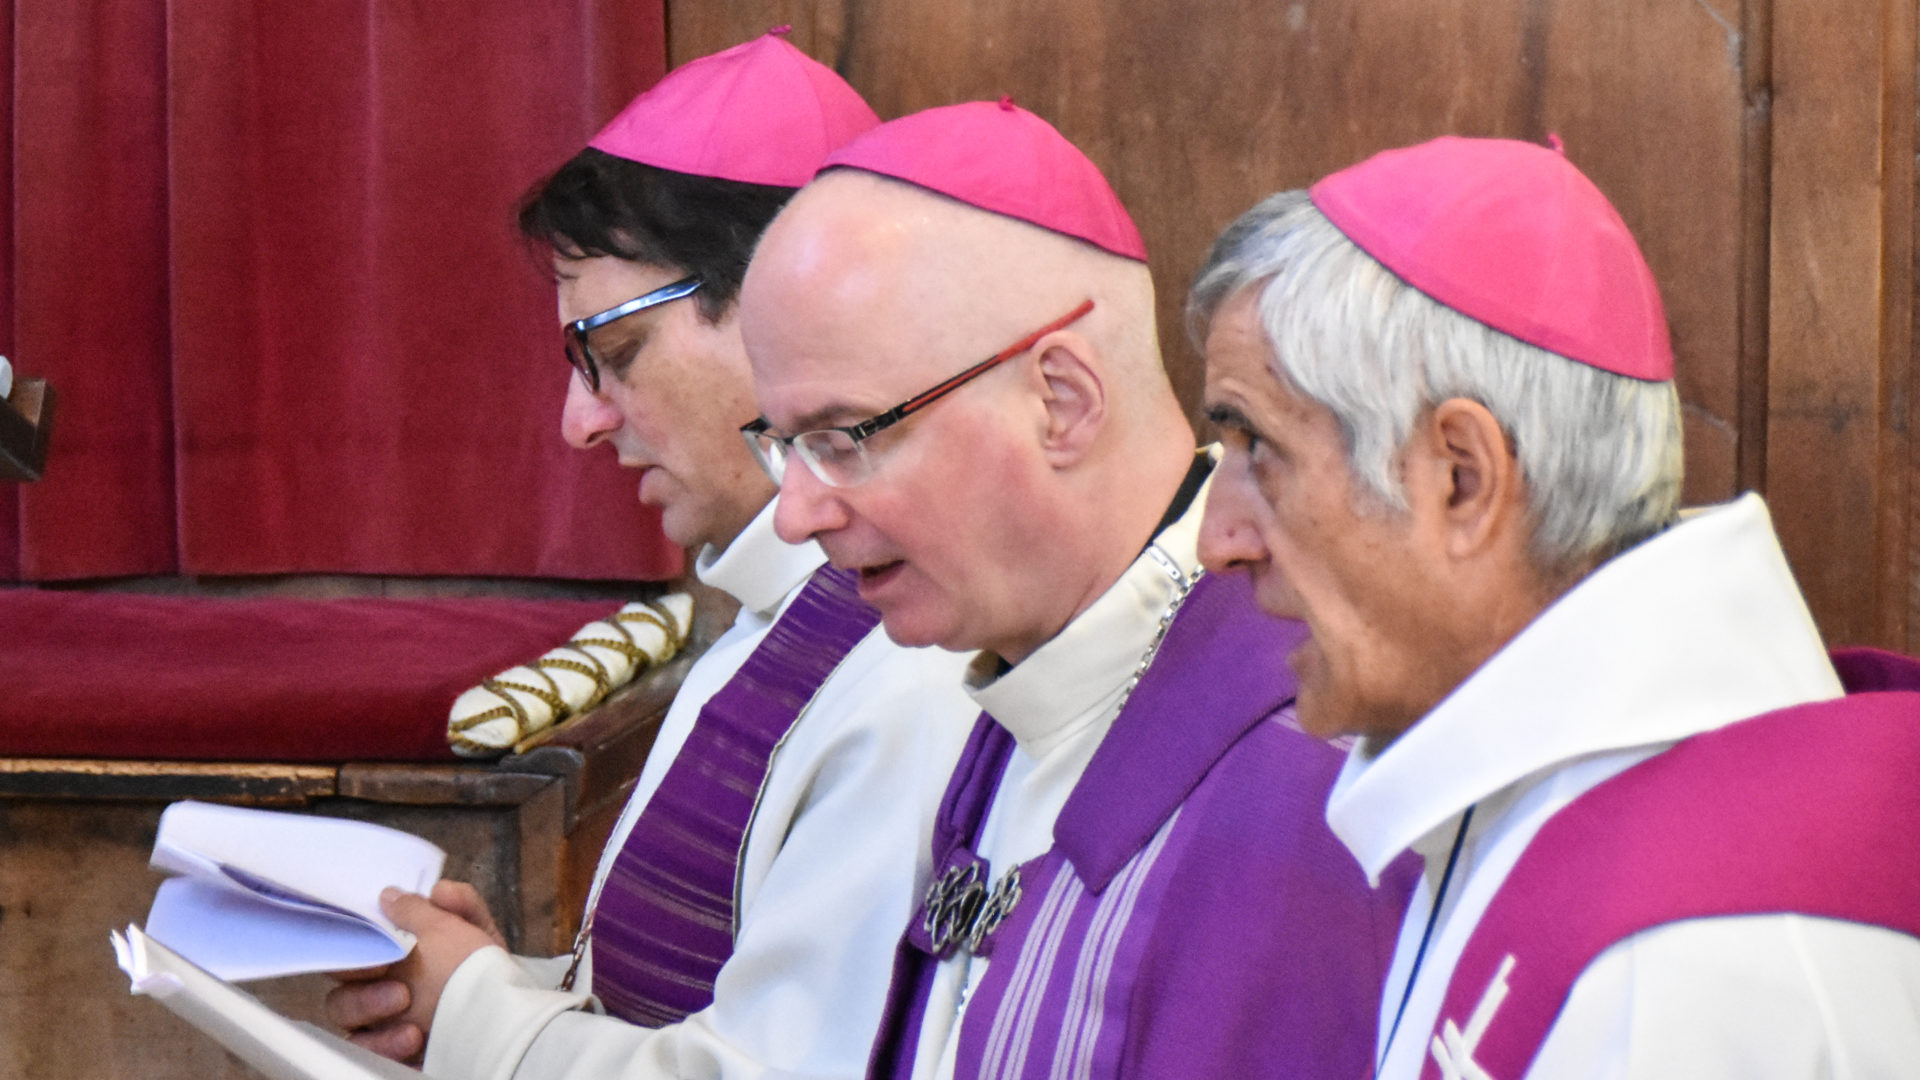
[592,565,880,1027]
[869,572,1401,1080]
[1420,647,1920,1080]
[866,715,1016,1074]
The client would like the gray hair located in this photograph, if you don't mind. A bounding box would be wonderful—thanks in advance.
[1188,190,1682,573]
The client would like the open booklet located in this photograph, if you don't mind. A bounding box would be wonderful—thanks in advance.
[144,800,446,981]
[113,924,422,1080]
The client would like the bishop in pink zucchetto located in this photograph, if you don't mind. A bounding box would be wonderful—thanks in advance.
[739,99,1412,1080]
[591,27,879,187]
[320,30,990,1080]
[820,97,1149,261]
[1194,135,1920,1079]
[1309,134,1672,381]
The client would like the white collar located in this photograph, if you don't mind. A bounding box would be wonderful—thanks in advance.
[970,458,1213,760]
[1327,494,1842,882]
[694,498,828,618]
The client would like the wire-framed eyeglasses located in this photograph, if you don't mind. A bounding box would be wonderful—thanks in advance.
[741,299,1095,488]
[565,275,703,392]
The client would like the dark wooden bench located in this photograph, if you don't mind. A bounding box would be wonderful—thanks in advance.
[0,590,692,1079]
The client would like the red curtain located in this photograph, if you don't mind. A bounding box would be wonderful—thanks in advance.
[1,0,680,582]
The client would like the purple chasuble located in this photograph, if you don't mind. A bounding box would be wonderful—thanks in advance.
[593,565,880,1027]
[868,571,1412,1080]
[1420,647,1920,1080]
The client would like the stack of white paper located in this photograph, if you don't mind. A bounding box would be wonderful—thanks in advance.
[145,800,447,981]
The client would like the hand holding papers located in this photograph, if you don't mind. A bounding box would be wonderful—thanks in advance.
[324,880,512,1057]
[143,800,446,981]
[112,802,452,1078]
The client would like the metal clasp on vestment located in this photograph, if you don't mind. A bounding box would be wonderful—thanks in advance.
[921,862,1023,959]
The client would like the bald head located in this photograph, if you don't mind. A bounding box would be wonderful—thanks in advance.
[748,171,1167,407]
[739,170,1195,661]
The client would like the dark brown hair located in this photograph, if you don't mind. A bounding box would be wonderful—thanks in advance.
[516,147,796,321]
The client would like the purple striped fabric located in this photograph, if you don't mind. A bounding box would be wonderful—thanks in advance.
[963,822,1180,1080]
[592,564,880,1026]
[866,572,1407,1080]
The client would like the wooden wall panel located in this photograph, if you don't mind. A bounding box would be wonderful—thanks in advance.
[670,0,1918,650]
[670,1,1753,495]
[1905,4,1920,653]
[1882,0,1916,652]
[1766,0,1880,645]
[1767,0,1914,648]
[1537,0,1757,504]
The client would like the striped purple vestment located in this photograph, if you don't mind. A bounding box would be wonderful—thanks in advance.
[593,565,880,1026]
[869,572,1411,1080]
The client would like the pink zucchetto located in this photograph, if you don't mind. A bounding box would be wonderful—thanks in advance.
[1309,135,1674,381]
[820,97,1149,262]
[588,28,880,188]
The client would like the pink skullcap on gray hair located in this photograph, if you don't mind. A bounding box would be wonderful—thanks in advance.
[1311,135,1673,380]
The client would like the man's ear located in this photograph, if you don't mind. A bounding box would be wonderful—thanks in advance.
[1031,336,1107,466]
[1410,397,1525,560]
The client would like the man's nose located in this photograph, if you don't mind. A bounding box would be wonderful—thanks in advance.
[772,458,852,545]
[560,371,621,449]
[1197,459,1267,574]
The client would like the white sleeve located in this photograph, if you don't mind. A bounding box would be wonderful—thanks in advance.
[422,948,593,1080]
[432,630,977,1080]
[1526,914,1920,1079]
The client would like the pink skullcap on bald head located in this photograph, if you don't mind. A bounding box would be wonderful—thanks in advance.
[820,98,1148,261]
[1310,135,1673,381]
[589,29,879,188]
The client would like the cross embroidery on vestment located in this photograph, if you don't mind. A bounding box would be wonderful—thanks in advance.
[1430,953,1517,1080]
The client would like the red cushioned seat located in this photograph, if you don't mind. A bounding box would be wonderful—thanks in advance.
[0,589,624,762]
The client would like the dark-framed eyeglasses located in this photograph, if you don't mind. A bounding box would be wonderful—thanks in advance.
[565,275,703,393]
[740,298,1095,488]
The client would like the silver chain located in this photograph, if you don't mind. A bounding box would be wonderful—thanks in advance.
[1112,546,1203,718]
[922,544,1202,964]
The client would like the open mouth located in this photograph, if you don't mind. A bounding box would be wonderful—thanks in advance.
[856,560,905,591]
